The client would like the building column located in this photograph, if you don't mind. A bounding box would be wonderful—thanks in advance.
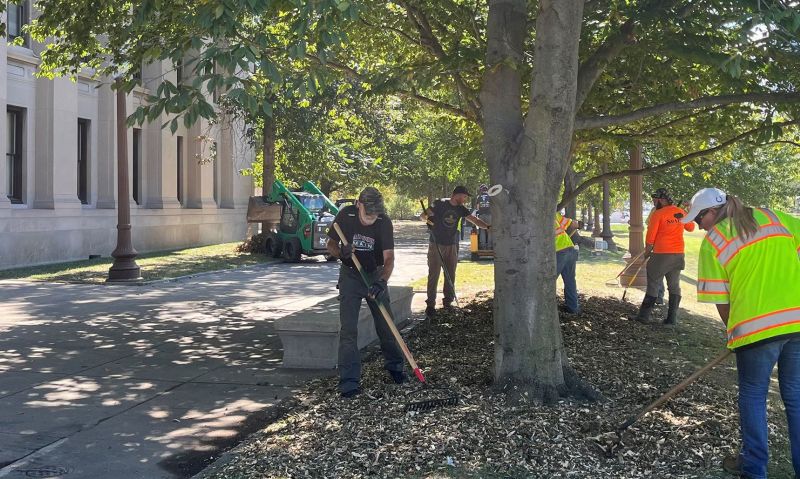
[231,117,254,208]
[0,27,10,212]
[33,76,81,209]
[95,80,116,209]
[217,117,235,209]
[186,119,216,208]
[142,61,181,210]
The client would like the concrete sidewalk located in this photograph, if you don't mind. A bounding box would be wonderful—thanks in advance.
[0,223,431,479]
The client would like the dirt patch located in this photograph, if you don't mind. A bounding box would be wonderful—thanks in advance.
[198,293,794,478]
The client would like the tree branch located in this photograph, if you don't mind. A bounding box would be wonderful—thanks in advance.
[559,118,800,208]
[306,54,471,119]
[755,139,800,148]
[360,17,417,44]
[395,0,482,121]
[575,92,800,130]
[576,19,635,109]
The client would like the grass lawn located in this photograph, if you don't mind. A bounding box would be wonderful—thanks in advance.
[0,242,276,284]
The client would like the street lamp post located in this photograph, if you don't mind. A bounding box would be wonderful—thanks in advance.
[621,145,647,287]
[107,80,141,282]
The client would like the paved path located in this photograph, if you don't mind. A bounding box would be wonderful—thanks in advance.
[0,222,432,479]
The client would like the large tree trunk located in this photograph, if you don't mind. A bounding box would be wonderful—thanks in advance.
[481,0,587,403]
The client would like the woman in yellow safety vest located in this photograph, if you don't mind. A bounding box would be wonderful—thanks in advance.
[682,187,800,479]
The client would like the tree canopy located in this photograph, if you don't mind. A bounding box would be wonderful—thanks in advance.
[22,0,800,401]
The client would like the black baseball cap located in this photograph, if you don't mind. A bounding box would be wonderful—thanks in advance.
[358,187,385,215]
[452,185,471,197]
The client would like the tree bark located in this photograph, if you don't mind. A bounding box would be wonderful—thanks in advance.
[600,163,616,251]
[262,114,277,234]
[563,163,578,220]
[481,0,587,403]
[593,204,601,237]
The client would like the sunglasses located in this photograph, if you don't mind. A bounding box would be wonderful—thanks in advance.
[694,208,711,225]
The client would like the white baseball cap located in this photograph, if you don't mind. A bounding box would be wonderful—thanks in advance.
[681,187,728,224]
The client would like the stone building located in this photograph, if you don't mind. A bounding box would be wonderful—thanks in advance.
[0,4,254,269]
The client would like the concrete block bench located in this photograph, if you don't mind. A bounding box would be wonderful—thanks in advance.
[274,286,414,369]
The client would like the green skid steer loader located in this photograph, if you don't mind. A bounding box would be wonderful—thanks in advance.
[263,180,339,262]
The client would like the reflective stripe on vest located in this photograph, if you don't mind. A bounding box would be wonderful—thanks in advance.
[555,216,570,234]
[728,307,800,345]
[761,208,781,225]
[707,227,727,251]
[706,213,792,267]
[698,279,730,295]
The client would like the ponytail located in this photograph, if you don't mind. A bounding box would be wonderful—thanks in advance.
[721,195,758,240]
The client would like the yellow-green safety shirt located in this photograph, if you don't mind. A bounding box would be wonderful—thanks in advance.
[697,208,800,350]
[555,213,574,252]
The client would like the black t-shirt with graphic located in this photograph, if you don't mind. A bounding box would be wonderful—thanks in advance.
[476,193,491,215]
[328,205,394,273]
[430,198,470,245]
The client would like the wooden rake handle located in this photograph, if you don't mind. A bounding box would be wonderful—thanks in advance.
[332,222,425,383]
[618,349,732,431]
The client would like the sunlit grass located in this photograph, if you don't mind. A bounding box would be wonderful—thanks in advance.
[0,242,276,284]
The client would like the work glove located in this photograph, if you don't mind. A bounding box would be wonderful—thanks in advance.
[368,278,388,300]
[339,244,353,260]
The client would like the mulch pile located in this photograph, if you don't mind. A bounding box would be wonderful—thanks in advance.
[204,294,746,478]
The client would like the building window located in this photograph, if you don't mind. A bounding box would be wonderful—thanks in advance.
[6,107,24,204]
[8,1,28,47]
[177,136,183,204]
[132,128,141,205]
[77,119,90,204]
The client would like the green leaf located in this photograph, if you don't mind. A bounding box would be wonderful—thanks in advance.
[214,4,225,19]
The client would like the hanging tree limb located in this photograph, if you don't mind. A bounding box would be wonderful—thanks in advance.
[575,92,800,130]
[558,118,800,208]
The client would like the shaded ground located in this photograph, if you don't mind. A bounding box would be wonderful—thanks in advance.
[198,293,795,479]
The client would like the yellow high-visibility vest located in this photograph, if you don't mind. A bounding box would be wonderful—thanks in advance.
[555,213,574,252]
[697,209,800,349]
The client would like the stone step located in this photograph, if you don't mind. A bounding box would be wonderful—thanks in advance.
[274,286,414,369]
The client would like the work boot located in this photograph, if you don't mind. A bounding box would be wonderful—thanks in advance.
[388,370,408,384]
[341,387,361,399]
[425,305,436,318]
[634,295,658,324]
[664,294,681,326]
[721,454,743,477]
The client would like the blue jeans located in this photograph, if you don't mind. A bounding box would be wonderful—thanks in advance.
[736,337,800,478]
[556,247,579,314]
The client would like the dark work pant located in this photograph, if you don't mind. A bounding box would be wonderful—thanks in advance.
[478,213,492,249]
[426,242,459,307]
[556,247,580,314]
[337,266,403,394]
[646,253,684,297]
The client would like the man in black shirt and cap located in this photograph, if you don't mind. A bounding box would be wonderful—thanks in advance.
[422,185,491,317]
[327,187,406,398]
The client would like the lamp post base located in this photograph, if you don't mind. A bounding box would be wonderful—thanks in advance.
[107,255,141,282]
